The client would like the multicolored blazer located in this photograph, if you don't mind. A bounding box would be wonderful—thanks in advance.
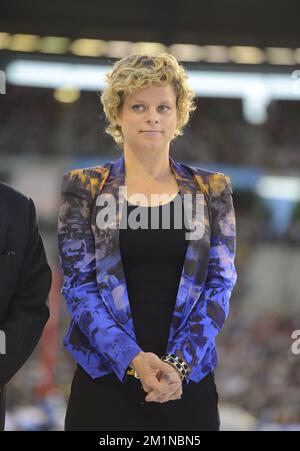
[57,153,237,384]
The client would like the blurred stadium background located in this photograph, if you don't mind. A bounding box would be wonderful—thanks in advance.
[1,0,300,431]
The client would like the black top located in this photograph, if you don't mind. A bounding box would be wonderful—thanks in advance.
[119,192,190,357]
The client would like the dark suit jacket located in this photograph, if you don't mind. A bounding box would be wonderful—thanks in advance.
[0,182,52,431]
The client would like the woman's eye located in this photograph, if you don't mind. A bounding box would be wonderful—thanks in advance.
[132,104,170,111]
[159,105,170,112]
[132,104,144,111]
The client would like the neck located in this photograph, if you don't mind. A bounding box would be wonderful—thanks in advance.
[123,146,172,181]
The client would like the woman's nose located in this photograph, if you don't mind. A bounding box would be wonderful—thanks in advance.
[145,108,159,122]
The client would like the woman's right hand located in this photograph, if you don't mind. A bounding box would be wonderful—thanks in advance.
[130,351,182,403]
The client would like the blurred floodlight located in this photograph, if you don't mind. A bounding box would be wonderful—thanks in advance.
[0,32,10,49]
[242,90,270,124]
[256,176,300,201]
[53,87,80,103]
[169,44,206,61]
[204,45,229,63]
[6,60,108,90]
[105,40,133,58]
[131,42,167,55]
[40,36,71,54]
[265,47,295,65]
[69,39,107,57]
[229,46,265,64]
[9,34,40,52]
[295,48,300,64]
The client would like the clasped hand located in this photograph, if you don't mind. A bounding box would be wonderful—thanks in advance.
[136,353,183,403]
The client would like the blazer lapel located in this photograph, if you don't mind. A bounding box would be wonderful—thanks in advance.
[93,153,211,344]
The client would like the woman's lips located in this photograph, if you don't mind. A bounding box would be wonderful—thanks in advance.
[140,131,162,136]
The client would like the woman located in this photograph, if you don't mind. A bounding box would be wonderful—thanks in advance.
[57,53,237,431]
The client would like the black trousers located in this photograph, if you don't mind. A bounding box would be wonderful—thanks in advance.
[65,365,220,431]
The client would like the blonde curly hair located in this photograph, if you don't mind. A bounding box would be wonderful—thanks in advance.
[99,53,197,147]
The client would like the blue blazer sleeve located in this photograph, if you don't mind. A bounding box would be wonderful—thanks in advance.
[57,171,143,383]
[166,173,237,383]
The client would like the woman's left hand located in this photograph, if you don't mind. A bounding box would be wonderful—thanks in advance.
[144,361,182,403]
